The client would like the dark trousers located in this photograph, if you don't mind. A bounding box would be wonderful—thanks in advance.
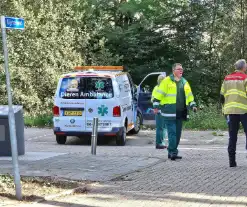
[164,119,183,156]
[228,114,247,156]
[155,113,167,146]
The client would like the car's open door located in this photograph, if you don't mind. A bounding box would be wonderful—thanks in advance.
[137,72,166,126]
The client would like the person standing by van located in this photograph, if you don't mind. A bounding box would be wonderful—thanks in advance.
[152,63,197,160]
[151,75,167,149]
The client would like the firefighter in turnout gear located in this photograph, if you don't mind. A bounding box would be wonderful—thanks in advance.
[151,75,167,149]
[152,63,197,160]
[220,59,247,167]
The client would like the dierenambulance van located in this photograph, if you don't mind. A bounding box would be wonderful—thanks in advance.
[53,66,165,146]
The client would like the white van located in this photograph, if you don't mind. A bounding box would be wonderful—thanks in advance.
[53,66,165,146]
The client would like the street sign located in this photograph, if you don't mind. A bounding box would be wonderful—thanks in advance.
[0,16,23,200]
[1,16,24,30]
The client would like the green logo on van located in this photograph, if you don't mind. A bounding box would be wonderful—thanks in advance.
[95,80,104,90]
[98,105,108,116]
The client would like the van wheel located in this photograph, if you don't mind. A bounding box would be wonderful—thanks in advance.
[56,135,67,144]
[129,113,141,134]
[116,127,126,146]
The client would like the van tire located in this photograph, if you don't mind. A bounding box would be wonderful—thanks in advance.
[116,127,126,146]
[129,113,141,135]
[56,135,67,144]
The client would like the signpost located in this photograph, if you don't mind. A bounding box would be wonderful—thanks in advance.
[0,16,24,200]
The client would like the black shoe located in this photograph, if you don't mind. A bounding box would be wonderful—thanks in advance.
[169,155,182,160]
[230,162,237,167]
[171,155,176,161]
[229,160,237,167]
[156,145,167,149]
[229,153,237,167]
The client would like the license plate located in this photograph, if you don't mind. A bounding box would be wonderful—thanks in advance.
[64,111,82,116]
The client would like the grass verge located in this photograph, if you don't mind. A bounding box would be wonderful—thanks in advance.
[24,105,228,130]
[24,114,53,128]
[0,174,88,203]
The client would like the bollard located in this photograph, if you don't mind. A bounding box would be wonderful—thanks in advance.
[91,117,98,155]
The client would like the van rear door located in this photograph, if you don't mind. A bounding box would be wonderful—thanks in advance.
[84,76,115,131]
[56,76,86,131]
[137,72,166,126]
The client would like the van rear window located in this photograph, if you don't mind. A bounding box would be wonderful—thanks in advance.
[59,77,114,99]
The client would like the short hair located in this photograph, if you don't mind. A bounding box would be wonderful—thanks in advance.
[235,59,246,70]
[172,63,182,71]
[157,74,165,85]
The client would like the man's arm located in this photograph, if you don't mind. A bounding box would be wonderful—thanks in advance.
[151,86,157,103]
[220,81,225,105]
[152,98,161,114]
[220,95,225,105]
[152,79,167,113]
[244,78,247,96]
[220,80,226,115]
[185,82,197,111]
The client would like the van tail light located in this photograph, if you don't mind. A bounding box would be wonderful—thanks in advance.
[53,106,60,116]
[113,106,121,117]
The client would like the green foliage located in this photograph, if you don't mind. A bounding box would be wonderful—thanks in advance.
[0,174,14,188]
[0,0,121,116]
[24,114,53,127]
[0,0,245,116]
[184,105,227,130]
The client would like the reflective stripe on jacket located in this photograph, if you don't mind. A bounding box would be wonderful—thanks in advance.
[153,74,196,120]
[221,71,247,114]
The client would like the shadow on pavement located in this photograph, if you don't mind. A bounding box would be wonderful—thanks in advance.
[40,200,97,207]
[66,136,115,146]
[74,149,247,206]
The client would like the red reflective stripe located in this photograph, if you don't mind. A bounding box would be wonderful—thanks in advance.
[105,133,116,136]
[225,72,247,81]
[56,132,65,135]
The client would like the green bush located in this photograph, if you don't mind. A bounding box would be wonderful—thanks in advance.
[184,105,227,130]
[24,114,53,128]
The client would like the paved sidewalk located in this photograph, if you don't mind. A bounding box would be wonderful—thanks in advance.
[1,128,247,206]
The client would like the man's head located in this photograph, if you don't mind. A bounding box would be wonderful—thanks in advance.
[172,63,183,79]
[157,74,165,85]
[235,59,247,72]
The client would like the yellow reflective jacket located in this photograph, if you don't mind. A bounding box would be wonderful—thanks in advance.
[221,71,247,114]
[151,85,158,103]
[153,74,196,120]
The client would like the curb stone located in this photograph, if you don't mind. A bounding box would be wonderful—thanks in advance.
[33,185,89,204]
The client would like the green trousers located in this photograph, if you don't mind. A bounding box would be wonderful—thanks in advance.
[163,119,183,155]
[155,113,167,146]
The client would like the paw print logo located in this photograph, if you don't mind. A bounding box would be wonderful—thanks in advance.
[98,105,108,116]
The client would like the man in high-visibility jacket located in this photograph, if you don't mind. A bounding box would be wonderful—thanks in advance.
[151,75,167,149]
[220,59,247,167]
[153,63,197,160]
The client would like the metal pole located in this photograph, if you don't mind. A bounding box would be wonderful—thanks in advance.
[91,117,98,155]
[1,16,22,200]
